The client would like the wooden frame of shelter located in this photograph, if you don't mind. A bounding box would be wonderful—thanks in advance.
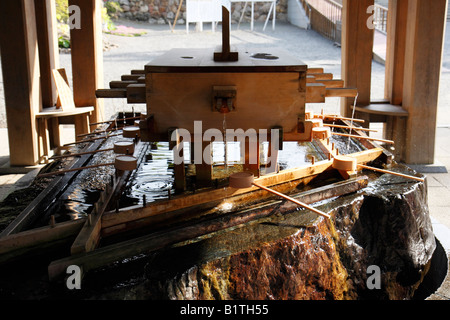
[0,0,447,166]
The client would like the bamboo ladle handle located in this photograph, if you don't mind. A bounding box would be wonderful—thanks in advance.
[50,148,114,160]
[229,172,331,219]
[38,155,138,178]
[331,132,395,144]
[37,162,115,178]
[358,164,425,182]
[252,182,331,219]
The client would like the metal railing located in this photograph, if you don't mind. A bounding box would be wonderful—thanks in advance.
[298,0,389,42]
[373,4,388,34]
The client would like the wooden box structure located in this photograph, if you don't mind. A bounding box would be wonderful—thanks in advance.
[143,48,307,137]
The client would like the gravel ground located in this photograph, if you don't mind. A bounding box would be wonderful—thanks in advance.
[0,19,449,127]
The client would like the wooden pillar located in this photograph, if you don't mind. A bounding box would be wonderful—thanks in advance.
[340,0,374,120]
[383,0,408,160]
[69,0,104,130]
[402,0,448,164]
[34,0,59,108]
[0,0,41,166]
[385,0,408,105]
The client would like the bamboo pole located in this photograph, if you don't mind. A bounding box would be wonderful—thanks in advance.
[358,164,424,182]
[332,132,394,144]
[171,0,183,32]
[38,162,115,178]
[89,116,140,126]
[63,133,121,146]
[253,182,331,219]
[50,148,114,160]
[323,124,378,132]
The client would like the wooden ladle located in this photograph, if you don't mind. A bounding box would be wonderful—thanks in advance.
[229,172,331,219]
[332,155,424,182]
[51,141,135,160]
[37,155,138,178]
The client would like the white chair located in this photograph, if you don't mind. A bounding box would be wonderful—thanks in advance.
[186,0,222,33]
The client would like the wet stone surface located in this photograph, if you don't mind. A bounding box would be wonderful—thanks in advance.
[86,164,436,300]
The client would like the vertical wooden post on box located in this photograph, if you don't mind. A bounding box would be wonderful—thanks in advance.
[0,0,41,166]
[340,0,374,124]
[195,141,213,188]
[402,0,447,164]
[242,136,260,177]
[170,128,186,193]
[69,0,104,134]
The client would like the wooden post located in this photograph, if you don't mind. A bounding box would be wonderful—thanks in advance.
[34,0,59,108]
[214,5,238,62]
[68,0,104,129]
[172,129,186,192]
[385,0,408,105]
[35,0,60,149]
[401,0,448,164]
[195,141,213,188]
[383,0,408,161]
[340,0,374,121]
[0,0,41,166]
[243,137,260,177]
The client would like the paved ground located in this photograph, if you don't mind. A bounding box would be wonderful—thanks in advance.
[0,19,449,298]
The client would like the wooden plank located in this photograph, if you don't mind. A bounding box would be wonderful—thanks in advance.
[146,48,308,74]
[70,175,119,254]
[121,74,144,81]
[306,75,317,83]
[352,104,409,117]
[53,69,76,110]
[326,88,358,98]
[316,79,344,88]
[310,73,333,80]
[0,219,85,265]
[306,83,326,103]
[307,68,324,74]
[95,89,127,98]
[49,176,369,281]
[36,106,94,118]
[109,80,138,89]
[0,0,41,165]
[126,84,146,104]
